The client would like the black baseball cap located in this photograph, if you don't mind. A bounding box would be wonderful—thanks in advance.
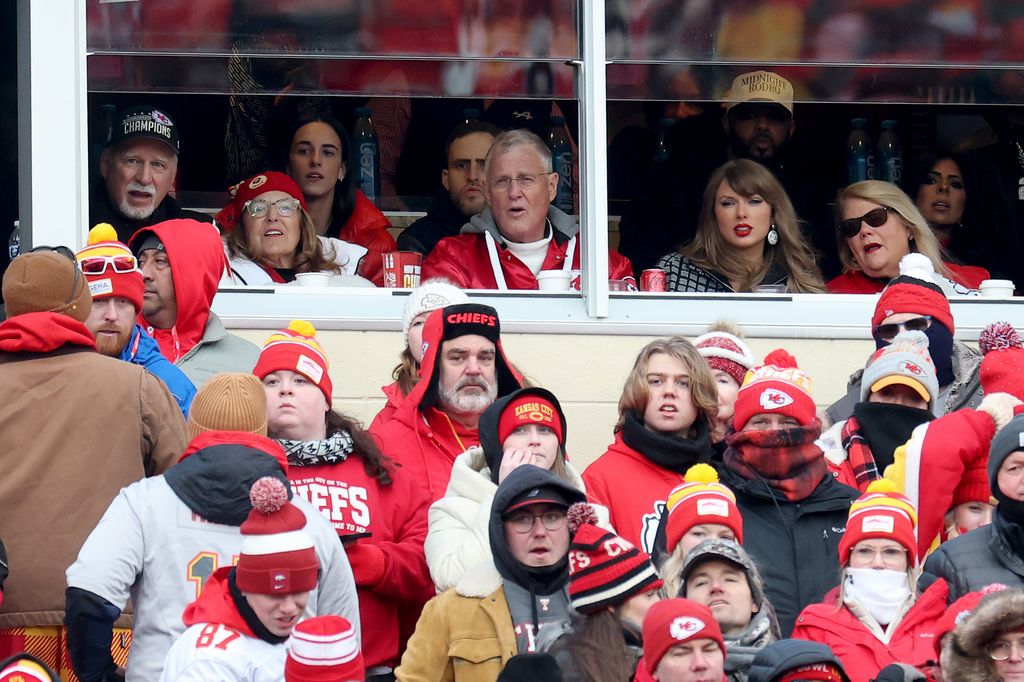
[503,485,573,516]
[107,106,180,155]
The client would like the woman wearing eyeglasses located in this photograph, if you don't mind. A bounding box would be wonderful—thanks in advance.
[425,387,600,592]
[656,159,826,293]
[944,588,1024,681]
[827,180,988,294]
[792,480,949,681]
[215,171,374,286]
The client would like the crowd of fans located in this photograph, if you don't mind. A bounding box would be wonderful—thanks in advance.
[1,69,1023,682]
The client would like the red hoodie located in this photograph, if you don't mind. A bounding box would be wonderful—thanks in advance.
[129,219,229,362]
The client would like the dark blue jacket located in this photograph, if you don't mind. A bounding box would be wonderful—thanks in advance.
[120,324,196,417]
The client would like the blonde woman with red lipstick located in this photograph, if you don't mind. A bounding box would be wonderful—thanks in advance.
[657,159,825,293]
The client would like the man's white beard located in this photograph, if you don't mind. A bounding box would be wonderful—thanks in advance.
[440,376,498,415]
[117,182,157,220]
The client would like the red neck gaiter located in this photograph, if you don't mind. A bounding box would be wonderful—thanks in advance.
[0,312,97,354]
[724,419,825,502]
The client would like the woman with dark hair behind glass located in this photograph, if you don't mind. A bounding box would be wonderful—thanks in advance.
[285,112,396,286]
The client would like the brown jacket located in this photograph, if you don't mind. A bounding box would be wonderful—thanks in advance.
[0,346,187,627]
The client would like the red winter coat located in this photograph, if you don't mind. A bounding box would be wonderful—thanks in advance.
[583,432,686,554]
[338,190,396,287]
[288,455,433,668]
[370,380,405,433]
[421,208,635,290]
[792,579,948,682]
[826,262,988,294]
[369,308,522,503]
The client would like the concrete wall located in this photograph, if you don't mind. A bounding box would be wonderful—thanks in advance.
[231,326,884,471]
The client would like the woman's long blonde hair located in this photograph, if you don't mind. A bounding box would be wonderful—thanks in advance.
[227,206,339,274]
[835,180,952,279]
[681,159,825,293]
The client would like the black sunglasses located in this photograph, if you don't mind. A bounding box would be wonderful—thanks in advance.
[837,206,891,239]
[875,315,933,342]
[28,245,81,306]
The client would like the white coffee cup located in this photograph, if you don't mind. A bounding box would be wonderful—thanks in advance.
[980,279,1015,298]
[294,272,331,287]
[536,270,571,292]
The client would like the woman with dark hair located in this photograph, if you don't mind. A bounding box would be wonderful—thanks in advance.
[254,320,434,680]
[285,112,396,286]
[656,159,826,293]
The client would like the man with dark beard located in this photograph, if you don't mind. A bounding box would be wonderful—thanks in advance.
[617,70,836,278]
[76,223,196,416]
[371,303,523,502]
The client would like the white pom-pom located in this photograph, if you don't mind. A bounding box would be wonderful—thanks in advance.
[898,253,937,282]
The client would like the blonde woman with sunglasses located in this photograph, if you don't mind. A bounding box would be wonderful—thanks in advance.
[827,180,988,294]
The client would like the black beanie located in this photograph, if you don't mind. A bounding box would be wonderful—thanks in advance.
[496,653,564,682]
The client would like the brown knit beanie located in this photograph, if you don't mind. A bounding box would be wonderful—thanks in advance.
[188,373,268,440]
[2,251,92,323]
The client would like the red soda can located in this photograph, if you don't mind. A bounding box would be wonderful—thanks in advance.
[641,268,667,292]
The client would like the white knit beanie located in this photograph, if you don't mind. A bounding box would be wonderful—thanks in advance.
[402,278,469,343]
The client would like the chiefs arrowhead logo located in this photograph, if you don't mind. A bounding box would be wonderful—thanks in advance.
[899,360,924,376]
[759,388,793,410]
[669,616,706,640]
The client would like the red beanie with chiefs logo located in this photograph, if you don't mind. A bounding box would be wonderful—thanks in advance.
[215,171,308,232]
[642,598,724,674]
[497,388,565,446]
[732,350,816,431]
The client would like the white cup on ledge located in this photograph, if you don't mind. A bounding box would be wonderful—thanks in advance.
[979,279,1015,298]
[536,270,571,291]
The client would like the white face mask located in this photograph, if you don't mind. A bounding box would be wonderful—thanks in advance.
[844,567,912,625]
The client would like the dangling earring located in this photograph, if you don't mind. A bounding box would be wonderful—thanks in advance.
[767,223,779,246]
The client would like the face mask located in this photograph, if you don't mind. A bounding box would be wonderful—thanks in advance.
[844,567,911,626]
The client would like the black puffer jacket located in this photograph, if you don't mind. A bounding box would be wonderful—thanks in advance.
[921,513,1024,601]
[720,467,857,637]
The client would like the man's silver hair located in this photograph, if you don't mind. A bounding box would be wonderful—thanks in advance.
[484,129,553,175]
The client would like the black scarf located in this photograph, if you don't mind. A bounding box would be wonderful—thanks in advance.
[853,402,934,473]
[621,410,713,474]
[227,569,289,645]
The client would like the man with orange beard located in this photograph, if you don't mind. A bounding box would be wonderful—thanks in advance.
[76,223,196,416]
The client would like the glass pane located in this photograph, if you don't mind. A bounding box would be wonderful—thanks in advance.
[609,0,1024,66]
[87,0,578,59]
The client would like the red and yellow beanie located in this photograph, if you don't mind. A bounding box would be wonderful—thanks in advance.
[665,464,743,551]
[838,479,918,566]
[871,253,954,334]
[254,320,332,406]
[236,477,319,594]
[497,388,565,446]
[215,171,308,232]
[732,349,816,430]
[75,223,145,312]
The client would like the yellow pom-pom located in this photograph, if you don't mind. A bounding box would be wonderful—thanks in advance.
[88,223,119,245]
[288,319,317,338]
[866,478,899,494]
[684,463,720,484]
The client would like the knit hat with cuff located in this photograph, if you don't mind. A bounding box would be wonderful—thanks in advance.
[694,323,756,387]
[254,320,333,407]
[872,254,954,334]
[75,223,145,313]
[642,598,725,675]
[732,349,816,430]
[285,616,363,682]
[402,278,469,344]
[665,464,743,552]
[188,373,268,440]
[859,330,938,410]
[2,250,92,323]
[838,479,918,566]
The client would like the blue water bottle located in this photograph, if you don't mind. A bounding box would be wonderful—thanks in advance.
[353,107,380,201]
[877,120,903,185]
[548,116,574,213]
[846,118,875,184]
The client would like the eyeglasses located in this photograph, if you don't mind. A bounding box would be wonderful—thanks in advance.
[837,206,891,239]
[850,546,908,567]
[28,245,81,305]
[505,510,567,534]
[875,315,933,343]
[245,197,301,218]
[987,637,1024,661]
[488,172,552,192]
[79,254,139,275]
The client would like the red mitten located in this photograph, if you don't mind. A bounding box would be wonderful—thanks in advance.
[345,542,387,587]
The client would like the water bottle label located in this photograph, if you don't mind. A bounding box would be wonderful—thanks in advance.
[358,142,377,196]
[554,151,573,212]
[7,233,19,261]
[886,157,902,184]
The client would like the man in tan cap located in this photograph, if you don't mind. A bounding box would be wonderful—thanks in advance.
[66,373,359,682]
[0,249,188,677]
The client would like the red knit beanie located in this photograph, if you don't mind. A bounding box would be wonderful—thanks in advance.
[216,171,308,232]
[871,253,954,333]
[642,598,724,674]
[979,322,1024,402]
[951,457,993,508]
[694,328,755,387]
[838,480,918,566]
[732,350,816,431]
[286,616,364,682]
[931,583,1008,656]
[75,223,145,313]
[497,390,565,446]
[567,512,662,614]
[665,464,743,551]
[254,320,333,407]
[236,477,319,594]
